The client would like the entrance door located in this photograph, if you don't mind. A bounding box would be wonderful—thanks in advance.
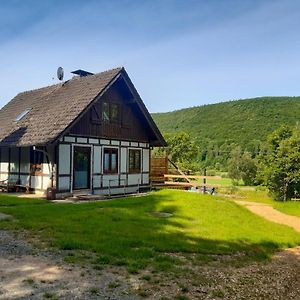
[73,146,91,190]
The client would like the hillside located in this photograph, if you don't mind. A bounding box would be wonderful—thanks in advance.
[152,97,300,152]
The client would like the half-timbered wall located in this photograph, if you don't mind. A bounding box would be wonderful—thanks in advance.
[57,135,151,195]
[0,146,54,193]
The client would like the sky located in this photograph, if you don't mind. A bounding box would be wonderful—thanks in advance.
[0,0,300,113]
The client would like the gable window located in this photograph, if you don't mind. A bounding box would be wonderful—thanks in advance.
[102,102,110,122]
[102,102,120,123]
[129,149,141,173]
[103,148,118,174]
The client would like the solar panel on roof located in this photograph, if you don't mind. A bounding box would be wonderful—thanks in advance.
[15,108,31,121]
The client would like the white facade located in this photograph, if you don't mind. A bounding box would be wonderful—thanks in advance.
[57,135,151,196]
[0,136,151,197]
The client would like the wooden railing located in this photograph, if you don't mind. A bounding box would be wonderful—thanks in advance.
[150,156,221,191]
[164,174,221,188]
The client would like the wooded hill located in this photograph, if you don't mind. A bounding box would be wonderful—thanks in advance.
[152,97,300,169]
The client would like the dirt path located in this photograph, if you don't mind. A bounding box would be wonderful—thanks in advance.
[235,200,300,232]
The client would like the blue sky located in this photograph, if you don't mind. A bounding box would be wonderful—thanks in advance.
[1,0,300,112]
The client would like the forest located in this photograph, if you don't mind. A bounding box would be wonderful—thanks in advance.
[152,97,300,200]
[152,96,300,170]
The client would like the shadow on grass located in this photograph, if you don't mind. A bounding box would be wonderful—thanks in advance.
[0,190,299,273]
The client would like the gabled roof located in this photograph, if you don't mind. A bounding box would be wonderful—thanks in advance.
[0,67,166,147]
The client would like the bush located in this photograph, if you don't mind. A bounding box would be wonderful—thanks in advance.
[228,147,257,186]
[206,170,216,176]
[255,185,267,192]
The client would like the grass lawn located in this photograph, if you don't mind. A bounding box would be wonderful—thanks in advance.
[273,201,300,218]
[233,189,274,204]
[206,177,234,187]
[195,177,243,187]
[0,190,300,273]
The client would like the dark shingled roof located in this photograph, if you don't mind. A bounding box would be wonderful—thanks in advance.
[0,67,166,147]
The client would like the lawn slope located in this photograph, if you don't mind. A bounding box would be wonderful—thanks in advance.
[0,190,300,272]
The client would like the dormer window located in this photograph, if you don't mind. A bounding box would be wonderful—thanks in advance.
[102,102,120,123]
[15,108,31,122]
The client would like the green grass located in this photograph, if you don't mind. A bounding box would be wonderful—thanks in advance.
[0,194,48,207]
[207,177,235,187]
[273,202,300,218]
[0,190,300,272]
[234,189,274,204]
[195,177,239,187]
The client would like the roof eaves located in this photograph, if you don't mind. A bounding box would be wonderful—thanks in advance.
[120,70,167,147]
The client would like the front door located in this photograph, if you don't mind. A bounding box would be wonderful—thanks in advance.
[73,146,91,190]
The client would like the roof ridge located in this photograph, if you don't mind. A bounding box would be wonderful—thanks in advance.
[81,66,123,79]
[18,67,124,95]
[94,66,123,74]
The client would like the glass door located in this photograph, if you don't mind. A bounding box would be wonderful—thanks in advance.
[73,146,91,190]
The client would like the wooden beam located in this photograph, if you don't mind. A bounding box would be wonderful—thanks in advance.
[168,159,192,183]
[164,181,192,187]
[164,174,222,180]
[164,181,221,187]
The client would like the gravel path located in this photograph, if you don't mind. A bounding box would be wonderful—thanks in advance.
[235,201,300,232]
[0,230,140,300]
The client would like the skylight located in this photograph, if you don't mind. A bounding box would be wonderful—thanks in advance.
[15,108,31,122]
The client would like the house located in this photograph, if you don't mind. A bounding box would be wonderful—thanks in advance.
[0,67,166,197]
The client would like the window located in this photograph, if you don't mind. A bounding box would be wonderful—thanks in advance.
[102,102,120,123]
[111,103,119,122]
[102,102,110,122]
[103,148,118,174]
[129,149,141,173]
[16,108,31,121]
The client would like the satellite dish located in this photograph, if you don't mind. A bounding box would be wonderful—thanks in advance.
[57,67,64,81]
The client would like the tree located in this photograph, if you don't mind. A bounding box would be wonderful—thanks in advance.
[259,125,300,201]
[228,146,257,185]
[165,132,198,171]
[228,147,243,184]
[240,152,258,186]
